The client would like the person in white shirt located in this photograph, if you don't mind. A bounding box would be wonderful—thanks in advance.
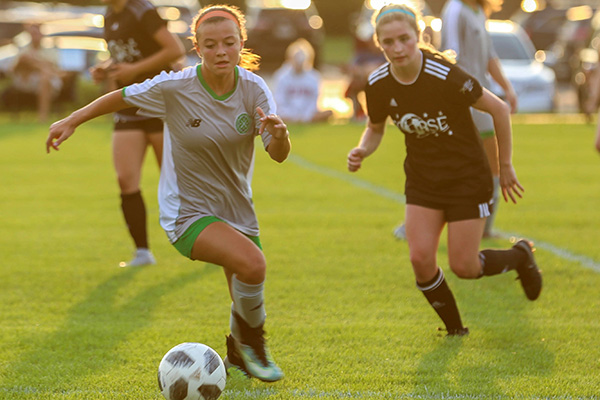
[272,38,332,123]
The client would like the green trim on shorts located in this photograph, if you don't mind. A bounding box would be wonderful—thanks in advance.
[479,129,495,139]
[173,216,262,259]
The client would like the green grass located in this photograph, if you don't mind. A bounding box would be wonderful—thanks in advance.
[1,115,600,399]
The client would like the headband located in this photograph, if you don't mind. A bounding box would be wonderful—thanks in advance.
[195,10,240,31]
[376,8,416,23]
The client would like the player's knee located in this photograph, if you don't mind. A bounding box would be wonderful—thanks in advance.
[410,247,432,268]
[238,250,266,284]
[448,258,480,279]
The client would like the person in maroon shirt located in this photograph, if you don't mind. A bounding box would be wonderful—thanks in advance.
[90,0,184,267]
[347,3,542,336]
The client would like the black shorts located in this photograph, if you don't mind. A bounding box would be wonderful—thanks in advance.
[114,116,163,133]
[406,195,494,222]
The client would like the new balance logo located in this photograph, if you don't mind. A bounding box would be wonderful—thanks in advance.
[186,118,202,127]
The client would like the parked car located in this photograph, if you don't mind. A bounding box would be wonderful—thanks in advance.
[546,5,596,82]
[244,0,324,70]
[574,9,600,117]
[487,19,557,113]
[151,0,200,65]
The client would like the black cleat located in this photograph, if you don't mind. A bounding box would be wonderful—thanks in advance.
[513,239,542,301]
[445,327,470,337]
[224,334,250,378]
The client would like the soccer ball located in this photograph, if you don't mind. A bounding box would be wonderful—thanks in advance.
[158,342,227,400]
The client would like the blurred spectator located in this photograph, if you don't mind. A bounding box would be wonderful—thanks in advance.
[344,37,386,122]
[584,47,600,153]
[272,38,332,123]
[6,24,63,122]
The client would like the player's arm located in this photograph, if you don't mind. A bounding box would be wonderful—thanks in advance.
[46,90,130,153]
[347,118,386,172]
[473,88,523,203]
[109,26,185,85]
[488,57,517,113]
[257,107,291,163]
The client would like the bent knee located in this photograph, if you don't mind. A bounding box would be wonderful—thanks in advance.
[448,260,481,279]
[409,250,435,270]
[237,251,266,283]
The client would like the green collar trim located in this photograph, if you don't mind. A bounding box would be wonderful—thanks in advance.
[196,64,238,100]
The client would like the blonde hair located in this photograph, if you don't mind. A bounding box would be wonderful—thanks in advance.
[285,38,315,70]
[477,0,503,17]
[190,4,261,71]
[373,3,455,63]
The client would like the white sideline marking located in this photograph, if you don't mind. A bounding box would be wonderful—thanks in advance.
[289,154,600,273]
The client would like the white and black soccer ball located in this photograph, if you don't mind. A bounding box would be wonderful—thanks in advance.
[158,342,227,400]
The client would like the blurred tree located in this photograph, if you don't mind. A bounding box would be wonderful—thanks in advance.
[313,0,363,35]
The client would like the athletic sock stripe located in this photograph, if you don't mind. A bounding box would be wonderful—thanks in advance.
[417,268,445,292]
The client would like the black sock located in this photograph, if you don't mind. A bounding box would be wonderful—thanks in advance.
[120,190,148,249]
[479,248,527,277]
[417,268,464,333]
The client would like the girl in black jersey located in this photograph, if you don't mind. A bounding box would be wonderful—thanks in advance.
[347,3,542,336]
[90,0,184,267]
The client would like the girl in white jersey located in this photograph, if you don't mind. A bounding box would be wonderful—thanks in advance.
[347,3,541,336]
[46,4,289,382]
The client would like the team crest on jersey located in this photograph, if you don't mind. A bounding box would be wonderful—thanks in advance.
[460,79,475,94]
[235,113,252,135]
[398,112,451,138]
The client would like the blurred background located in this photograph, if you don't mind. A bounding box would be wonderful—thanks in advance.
[1,0,598,120]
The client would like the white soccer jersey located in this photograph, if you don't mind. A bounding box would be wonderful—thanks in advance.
[441,0,496,89]
[272,65,321,122]
[122,65,276,243]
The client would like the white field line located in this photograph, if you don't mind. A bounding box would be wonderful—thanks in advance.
[288,154,600,273]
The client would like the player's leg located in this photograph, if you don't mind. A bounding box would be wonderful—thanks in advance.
[446,202,542,300]
[472,108,500,239]
[406,204,467,336]
[146,123,164,169]
[482,136,500,238]
[112,127,155,267]
[189,221,283,382]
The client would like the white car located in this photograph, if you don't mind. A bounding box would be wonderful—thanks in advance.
[487,19,557,113]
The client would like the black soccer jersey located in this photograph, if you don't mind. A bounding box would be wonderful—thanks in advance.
[104,0,168,86]
[365,50,493,205]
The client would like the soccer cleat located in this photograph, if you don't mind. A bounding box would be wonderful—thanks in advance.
[119,248,156,267]
[393,223,407,240]
[224,334,250,379]
[440,326,470,337]
[446,327,470,337]
[226,314,284,382]
[513,239,542,301]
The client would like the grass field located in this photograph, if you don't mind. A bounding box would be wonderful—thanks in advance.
[1,114,600,399]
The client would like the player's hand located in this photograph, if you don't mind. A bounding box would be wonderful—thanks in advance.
[256,107,288,139]
[108,63,138,86]
[46,117,77,153]
[500,163,524,204]
[347,147,367,172]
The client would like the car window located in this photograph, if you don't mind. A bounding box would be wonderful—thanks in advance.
[491,33,532,61]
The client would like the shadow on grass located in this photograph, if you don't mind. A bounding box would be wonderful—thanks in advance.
[411,279,554,397]
[0,263,220,394]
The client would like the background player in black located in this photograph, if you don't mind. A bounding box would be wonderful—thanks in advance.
[347,3,542,336]
[90,0,184,267]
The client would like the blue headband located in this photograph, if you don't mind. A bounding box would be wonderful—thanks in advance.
[376,8,416,23]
